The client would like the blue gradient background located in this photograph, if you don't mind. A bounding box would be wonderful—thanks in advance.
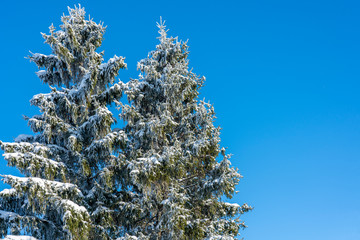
[0,1,359,239]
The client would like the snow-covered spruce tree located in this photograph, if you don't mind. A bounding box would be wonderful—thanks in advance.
[116,20,251,239]
[0,6,127,239]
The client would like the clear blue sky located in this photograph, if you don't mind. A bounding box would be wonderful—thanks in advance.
[0,0,359,239]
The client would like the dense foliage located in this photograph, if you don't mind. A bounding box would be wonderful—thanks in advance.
[0,6,251,240]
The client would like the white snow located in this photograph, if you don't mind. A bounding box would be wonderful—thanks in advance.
[0,188,16,196]
[14,134,33,142]
[61,199,87,214]
[35,70,47,77]
[224,202,240,208]
[2,153,23,162]
[2,176,82,198]
[3,235,37,240]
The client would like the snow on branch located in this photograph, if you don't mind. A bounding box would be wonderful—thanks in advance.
[1,176,84,208]
[3,152,67,180]
[98,56,127,87]
[3,235,37,240]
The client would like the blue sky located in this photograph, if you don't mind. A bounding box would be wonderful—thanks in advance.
[1,0,360,239]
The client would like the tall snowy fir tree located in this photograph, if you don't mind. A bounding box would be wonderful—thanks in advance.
[0,5,251,240]
[0,6,127,240]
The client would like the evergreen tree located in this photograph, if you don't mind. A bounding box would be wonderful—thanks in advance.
[116,20,251,239]
[0,6,251,240]
[0,6,127,239]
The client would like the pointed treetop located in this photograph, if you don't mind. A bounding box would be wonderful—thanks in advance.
[157,17,169,42]
[65,4,86,22]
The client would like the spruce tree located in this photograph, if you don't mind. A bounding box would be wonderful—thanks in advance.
[0,6,127,239]
[116,20,251,239]
[0,6,251,240]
